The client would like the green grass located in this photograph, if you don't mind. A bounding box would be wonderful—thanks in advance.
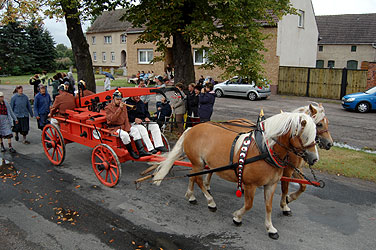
[313,146,376,182]
[0,70,105,85]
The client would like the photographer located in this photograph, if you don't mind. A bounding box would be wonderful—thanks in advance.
[198,83,216,122]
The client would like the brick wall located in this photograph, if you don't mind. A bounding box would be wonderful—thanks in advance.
[367,62,376,89]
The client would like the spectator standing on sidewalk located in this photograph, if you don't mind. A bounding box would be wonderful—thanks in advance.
[0,92,17,153]
[10,86,33,144]
[34,84,52,130]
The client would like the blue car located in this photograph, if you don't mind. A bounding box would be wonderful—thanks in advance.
[342,86,376,113]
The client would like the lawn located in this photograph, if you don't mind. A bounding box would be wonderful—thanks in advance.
[311,146,376,182]
[0,70,106,85]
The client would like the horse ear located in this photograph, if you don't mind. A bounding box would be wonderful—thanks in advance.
[309,104,317,116]
[319,103,323,108]
[301,119,307,128]
[280,110,284,114]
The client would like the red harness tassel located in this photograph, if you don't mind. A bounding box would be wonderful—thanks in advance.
[236,135,253,197]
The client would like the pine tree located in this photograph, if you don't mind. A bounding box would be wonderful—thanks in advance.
[0,21,28,75]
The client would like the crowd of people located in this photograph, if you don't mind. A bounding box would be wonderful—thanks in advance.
[0,69,216,156]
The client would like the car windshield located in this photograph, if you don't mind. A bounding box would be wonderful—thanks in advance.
[365,87,376,94]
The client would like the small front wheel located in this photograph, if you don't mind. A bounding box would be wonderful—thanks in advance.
[42,124,66,166]
[92,144,122,187]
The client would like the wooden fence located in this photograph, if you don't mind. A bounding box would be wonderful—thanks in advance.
[278,66,368,99]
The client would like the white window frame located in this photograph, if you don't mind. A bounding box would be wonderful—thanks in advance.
[193,48,208,65]
[298,10,305,28]
[104,36,112,44]
[93,52,97,61]
[102,52,106,62]
[120,34,127,43]
[92,36,96,45]
[111,52,115,62]
[138,49,153,64]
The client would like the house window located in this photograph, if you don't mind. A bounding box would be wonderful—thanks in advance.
[111,52,115,62]
[102,52,106,62]
[347,60,358,70]
[316,60,324,68]
[351,45,357,52]
[121,34,126,43]
[104,36,112,44]
[318,45,323,52]
[93,52,97,61]
[138,49,153,64]
[92,36,96,45]
[298,10,305,28]
[194,48,209,65]
[327,60,335,68]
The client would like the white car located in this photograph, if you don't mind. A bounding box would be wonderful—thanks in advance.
[214,77,271,101]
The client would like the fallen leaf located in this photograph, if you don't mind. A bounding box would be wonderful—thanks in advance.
[109,239,114,243]
[31,216,37,218]
[55,190,61,193]
[132,241,135,245]
[75,185,80,189]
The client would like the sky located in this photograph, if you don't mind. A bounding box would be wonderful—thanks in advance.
[45,0,376,47]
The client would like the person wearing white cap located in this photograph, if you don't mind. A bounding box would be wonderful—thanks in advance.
[0,92,17,153]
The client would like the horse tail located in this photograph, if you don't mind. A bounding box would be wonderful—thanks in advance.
[153,128,190,186]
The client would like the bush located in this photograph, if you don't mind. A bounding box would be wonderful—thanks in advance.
[55,57,73,70]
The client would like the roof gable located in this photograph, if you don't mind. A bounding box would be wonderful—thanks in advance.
[316,13,376,45]
[86,9,133,34]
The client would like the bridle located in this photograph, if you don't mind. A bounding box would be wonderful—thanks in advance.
[272,136,316,163]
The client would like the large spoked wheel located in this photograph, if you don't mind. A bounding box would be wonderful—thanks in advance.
[42,124,66,166]
[91,144,121,187]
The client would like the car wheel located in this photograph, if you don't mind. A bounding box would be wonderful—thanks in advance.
[247,92,257,101]
[356,102,370,113]
[215,89,223,98]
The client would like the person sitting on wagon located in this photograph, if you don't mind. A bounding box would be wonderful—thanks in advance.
[152,96,172,128]
[126,95,168,154]
[77,80,94,98]
[50,84,76,128]
[105,90,149,159]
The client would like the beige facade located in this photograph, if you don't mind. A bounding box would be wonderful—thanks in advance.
[316,44,376,69]
[87,31,127,68]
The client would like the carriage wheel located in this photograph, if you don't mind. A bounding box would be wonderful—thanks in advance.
[161,133,170,152]
[42,124,66,166]
[91,144,122,187]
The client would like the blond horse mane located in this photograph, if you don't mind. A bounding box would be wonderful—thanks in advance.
[262,112,316,147]
[292,102,326,124]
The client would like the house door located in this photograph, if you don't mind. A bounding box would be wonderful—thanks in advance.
[121,50,126,67]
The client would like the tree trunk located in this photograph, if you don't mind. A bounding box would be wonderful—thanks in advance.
[172,33,195,87]
[61,3,96,93]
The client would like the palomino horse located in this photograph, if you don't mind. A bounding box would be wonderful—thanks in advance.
[203,103,333,216]
[153,112,319,239]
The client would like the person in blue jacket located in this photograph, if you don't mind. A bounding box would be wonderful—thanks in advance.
[198,83,216,122]
[10,86,33,144]
[34,84,52,130]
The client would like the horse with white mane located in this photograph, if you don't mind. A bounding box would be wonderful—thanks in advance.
[153,112,319,239]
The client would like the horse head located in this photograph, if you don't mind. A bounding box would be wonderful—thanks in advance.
[264,113,319,166]
[307,103,334,150]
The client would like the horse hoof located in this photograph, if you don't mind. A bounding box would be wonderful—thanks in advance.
[208,206,217,212]
[233,219,242,226]
[268,232,279,240]
[189,200,197,205]
[282,211,292,216]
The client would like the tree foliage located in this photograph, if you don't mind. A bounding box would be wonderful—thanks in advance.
[0,21,57,75]
[86,0,294,83]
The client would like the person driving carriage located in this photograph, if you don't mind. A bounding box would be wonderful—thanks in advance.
[50,84,76,128]
[105,90,150,159]
[126,95,168,154]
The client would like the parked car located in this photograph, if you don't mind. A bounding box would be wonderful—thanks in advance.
[342,86,376,113]
[214,76,271,101]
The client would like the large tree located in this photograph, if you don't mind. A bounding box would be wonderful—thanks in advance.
[86,0,294,85]
[1,0,96,92]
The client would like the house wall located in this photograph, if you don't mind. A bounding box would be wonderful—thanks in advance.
[277,0,318,67]
[316,44,376,69]
[87,31,127,67]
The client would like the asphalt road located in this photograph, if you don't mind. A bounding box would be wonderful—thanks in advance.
[0,84,375,249]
